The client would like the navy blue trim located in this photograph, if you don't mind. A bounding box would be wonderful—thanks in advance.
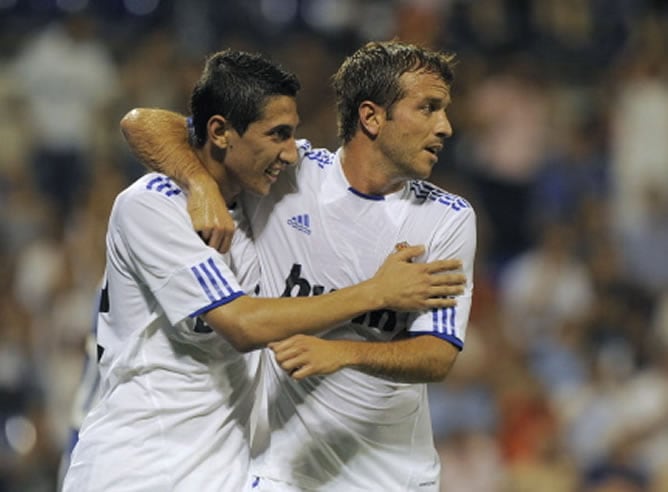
[189,291,245,317]
[66,427,80,454]
[347,186,385,201]
[145,175,182,197]
[406,331,463,351]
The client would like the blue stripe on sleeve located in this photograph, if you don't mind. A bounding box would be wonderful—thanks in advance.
[191,265,216,302]
[199,262,226,298]
[448,307,456,334]
[432,306,457,335]
[207,258,235,296]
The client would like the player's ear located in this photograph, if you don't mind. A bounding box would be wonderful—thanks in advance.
[208,115,231,149]
[358,101,384,138]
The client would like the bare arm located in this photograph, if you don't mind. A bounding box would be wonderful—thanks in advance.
[268,211,477,383]
[120,109,233,253]
[203,246,465,353]
[269,334,458,383]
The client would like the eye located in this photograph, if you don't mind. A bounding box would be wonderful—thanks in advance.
[422,102,438,114]
[271,126,293,141]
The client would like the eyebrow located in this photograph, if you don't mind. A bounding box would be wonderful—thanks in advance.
[424,96,451,107]
[264,121,301,138]
[265,123,296,134]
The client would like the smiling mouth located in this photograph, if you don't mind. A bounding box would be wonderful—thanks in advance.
[265,167,282,178]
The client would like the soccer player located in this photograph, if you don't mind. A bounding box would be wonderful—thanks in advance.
[123,41,476,491]
[62,48,465,492]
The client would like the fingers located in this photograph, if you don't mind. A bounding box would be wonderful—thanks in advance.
[391,244,425,262]
[209,230,224,253]
[424,297,458,309]
[269,338,306,363]
[271,346,301,365]
[220,233,232,254]
[268,337,295,353]
[425,258,462,273]
[269,337,322,379]
[209,230,233,254]
[429,284,465,297]
[197,228,234,253]
[430,272,467,286]
[290,365,313,380]
[271,345,308,378]
[197,230,211,243]
[278,355,303,373]
[391,245,462,273]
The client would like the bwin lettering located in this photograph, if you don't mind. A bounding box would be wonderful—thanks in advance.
[281,264,397,331]
[281,264,328,298]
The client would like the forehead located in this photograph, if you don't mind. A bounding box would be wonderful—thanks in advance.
[398,70,451,102]
[253,95,299,129]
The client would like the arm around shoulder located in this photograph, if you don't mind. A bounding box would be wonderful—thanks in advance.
[202,245,467,352]
[120,108,214,190]
[120,107,235,252]
[201,281,386,353]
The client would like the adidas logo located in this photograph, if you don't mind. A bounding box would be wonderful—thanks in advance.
[287,214,312,235]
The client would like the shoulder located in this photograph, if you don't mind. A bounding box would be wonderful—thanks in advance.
[406,180,475,216]
[406,180,473,211]
[111,174,187,227]
[115,174,184,208]
[404,180,477,249]
[297,139,337,169]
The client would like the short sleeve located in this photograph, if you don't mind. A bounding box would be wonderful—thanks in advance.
[406,207,476,350]
[109,181,245,326]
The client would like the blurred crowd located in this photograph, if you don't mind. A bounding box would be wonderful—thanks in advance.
[1,0,668,491]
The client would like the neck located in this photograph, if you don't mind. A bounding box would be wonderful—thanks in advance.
[195,146,240,207]
[340,140,404,196]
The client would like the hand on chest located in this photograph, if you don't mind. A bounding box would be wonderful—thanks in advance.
[282,198,421,284]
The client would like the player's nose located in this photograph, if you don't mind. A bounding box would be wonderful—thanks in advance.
[280,138,299,166]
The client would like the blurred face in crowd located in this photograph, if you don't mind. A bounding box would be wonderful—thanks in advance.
[376,69,453,181]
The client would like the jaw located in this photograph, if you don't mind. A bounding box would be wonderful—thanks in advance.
[247,180,271,197]
[398,154,435,181]
[251,172,278,196]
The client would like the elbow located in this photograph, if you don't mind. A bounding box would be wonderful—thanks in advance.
[431,368,451,383]
[442,357,458,381]
[430,350,459,382]
[217,320,263,353]
[227,338,259,354]
[204,298,265,353]
[119,108,141,139]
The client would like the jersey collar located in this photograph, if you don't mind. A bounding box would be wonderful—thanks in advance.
[334,148,407,202]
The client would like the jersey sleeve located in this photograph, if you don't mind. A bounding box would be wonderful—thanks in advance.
[109,183,245,326]
[406,206,476,350]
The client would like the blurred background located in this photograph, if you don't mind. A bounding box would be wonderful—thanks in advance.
[1,0,668,490]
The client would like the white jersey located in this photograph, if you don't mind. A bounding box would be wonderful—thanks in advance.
[63,173,260,492]
[245,140,476,491]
